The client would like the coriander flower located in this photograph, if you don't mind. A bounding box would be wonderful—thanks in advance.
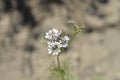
[52,48,61,55]
[45,28,70,55]
[47,41,61,55]
[60,36,70,47]
[45,28,61,41]
[48,47,61,55]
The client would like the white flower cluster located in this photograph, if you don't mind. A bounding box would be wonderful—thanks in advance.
[45,28,70,55]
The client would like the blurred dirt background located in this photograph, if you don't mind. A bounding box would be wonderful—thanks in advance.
[0,0,120,80]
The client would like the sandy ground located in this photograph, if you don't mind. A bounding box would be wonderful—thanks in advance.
[0,0,120,80]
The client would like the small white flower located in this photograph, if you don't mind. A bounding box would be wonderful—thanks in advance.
[48,48,52,54]
[45,28,70,55]
[53,48,61,55]
[60,43,68,48]
[62,36,70,41]
[54,42,61,48]
[45,28,61,40]
[48,42,55,48]
[59,36,70,47]
[48,41,61,48]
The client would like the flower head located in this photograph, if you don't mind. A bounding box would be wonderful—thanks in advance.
[45,28,70,55]
[45,28,61,41]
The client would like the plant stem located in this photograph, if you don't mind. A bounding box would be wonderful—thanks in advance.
[69,32,79,45]
[57,55,60,68]
[57,55,64,80]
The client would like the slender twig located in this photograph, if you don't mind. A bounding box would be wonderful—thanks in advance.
[57,55,60,68]
[69,31,79,46]
[57,55,64,80]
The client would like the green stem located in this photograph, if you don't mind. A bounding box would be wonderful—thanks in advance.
[57,55,60,68]
[57,55,64,80]
[69,32,79,45]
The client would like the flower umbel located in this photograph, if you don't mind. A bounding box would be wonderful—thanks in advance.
[45,28,61,41]
[43,21,84,80]
[45,28,70,55]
